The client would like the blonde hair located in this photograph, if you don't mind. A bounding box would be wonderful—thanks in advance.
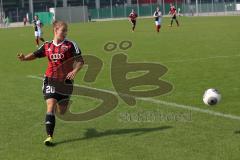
[53,20,68,30]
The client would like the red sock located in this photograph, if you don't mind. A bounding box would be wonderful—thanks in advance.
[156,25,160,32]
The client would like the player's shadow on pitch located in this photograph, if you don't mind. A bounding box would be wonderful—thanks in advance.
[234,130,240,134]
[54,126,172,146]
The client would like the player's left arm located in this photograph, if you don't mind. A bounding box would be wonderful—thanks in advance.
[66,42,84,80]
[37,20,41,28]
[173,7,177,15]
[66,58,84,80]
[159,12,162,17]
[174,10,177,15]
[66,59,84,80]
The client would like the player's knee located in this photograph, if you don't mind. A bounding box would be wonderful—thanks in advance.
[47,99,56,106]
[46,99,57,112]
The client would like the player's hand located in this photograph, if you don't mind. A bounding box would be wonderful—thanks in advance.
[66,70,77,80]
[17,53,25,61]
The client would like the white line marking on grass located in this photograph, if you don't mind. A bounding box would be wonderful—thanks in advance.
[27,75,240,121]
[27,75,44,80]
[138,98,240,121]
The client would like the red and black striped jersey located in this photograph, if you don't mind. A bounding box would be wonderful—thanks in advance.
[170,6,177,15]
[129,12,138,20]
[33,39,84,80]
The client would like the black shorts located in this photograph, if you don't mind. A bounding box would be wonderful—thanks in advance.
[42,77,74,102]
[131,20,136,25]
[172,15,177,19]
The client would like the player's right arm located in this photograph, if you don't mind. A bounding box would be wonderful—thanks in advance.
[17,43,46,61]
[168,9,171,15]
[128,14,132,21]
[153,12,156,17]
[17,53,36,61]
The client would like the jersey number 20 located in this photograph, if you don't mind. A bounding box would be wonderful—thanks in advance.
[46,86,55,94]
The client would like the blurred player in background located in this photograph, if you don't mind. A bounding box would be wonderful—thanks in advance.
[17,21,84,146]
[23,17,27,26]
[153,7,162,33]
[33,15,45,47]
[128,9,138,32]
[168,3,179,27]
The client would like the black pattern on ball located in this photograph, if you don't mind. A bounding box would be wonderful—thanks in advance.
[207,97,218,105]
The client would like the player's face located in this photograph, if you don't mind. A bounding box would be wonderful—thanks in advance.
[55,26,68,40]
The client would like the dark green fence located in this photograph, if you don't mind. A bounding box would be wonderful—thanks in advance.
[35,12,54,25]
[89,4,173,19]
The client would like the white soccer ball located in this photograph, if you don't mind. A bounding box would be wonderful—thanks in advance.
[203,88,221,106]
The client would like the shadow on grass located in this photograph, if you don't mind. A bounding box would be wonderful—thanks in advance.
[234,130,240,134]
[51,126,172,146]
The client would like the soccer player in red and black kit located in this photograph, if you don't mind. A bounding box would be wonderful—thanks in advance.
[168,3,179,27]
[128,9,138,32]
[17,21,84,146]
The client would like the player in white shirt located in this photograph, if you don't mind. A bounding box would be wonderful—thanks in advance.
[153,7,162,33]
[33,15,45,47]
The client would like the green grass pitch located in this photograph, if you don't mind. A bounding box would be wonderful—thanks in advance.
[0,16,240,160]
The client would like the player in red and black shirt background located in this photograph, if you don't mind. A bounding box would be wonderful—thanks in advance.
[128,9,138,32]
[17,21,84,146]
[168,3,180,27]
